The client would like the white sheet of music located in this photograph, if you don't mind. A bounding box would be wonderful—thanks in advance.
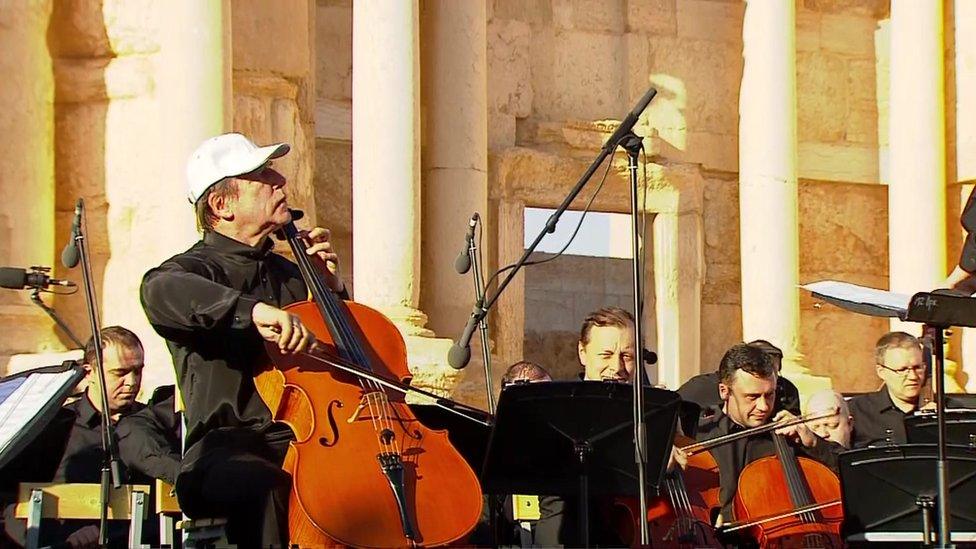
[0,369,77,455]
[801,280,912,313]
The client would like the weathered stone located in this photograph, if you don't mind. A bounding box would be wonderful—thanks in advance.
[703,178,739,265]
[700,303,742,371]
[234,73,299,100]
[492,0,553,26]
[487,18,533,118]
[796,9,821,52]
[54,56,154,103]
[802,0,889,19]
[233,0,312,78]
[532,29,626,121]
[797,51,848,143]
[316,2,352,101]
[820,13,879,57]
[103,0,159,56]
[489,111,516,150]
[313,139,352,269]
[798,142,879,184]
[48,0,114,57]
[315,98,351,141]
[845,105,878,145]
[626,0,677,36]
[799,309,888,392]
[557,0,626,33]
[798,181,888,278]
[676,0,744,44]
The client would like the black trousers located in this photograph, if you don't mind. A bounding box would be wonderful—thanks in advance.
[176,429,292,548]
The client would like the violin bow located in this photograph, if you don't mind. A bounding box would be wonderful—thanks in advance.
[680,409,839,456]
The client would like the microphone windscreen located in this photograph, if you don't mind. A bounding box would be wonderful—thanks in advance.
[454,251,472,274]
[61,244,80,269]
[448,343,472,370]
[0,267,26,289]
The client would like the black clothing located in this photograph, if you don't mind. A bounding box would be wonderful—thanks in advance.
[848,387,912,448]
[53,394,146,484]
[695,410,842,522]
[141,230,348,547]
[116,385,182,485]
[678,371,801,419]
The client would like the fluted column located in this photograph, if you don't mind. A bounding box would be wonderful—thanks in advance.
[0,1,60,372]
[888,0,946,333]
[739,0,829,397]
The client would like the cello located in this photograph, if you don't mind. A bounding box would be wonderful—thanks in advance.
[253,218,484,548]
[730,433,843,548]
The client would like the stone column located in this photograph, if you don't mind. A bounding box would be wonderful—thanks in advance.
[353,0,457,396]
[739,0,829,397]
[888,0,946,333]
[420,0,488,338]
[0,1,60,372]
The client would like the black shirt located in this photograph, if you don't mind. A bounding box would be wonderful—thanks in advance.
[116,385,182,485]
[678,371,801,417]
[695,410,842,521]
[140,231,348,467]
[849,387,920,448]
[53,394,147,484]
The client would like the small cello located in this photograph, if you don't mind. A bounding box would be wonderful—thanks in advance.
[731,434,843,548]
[253,219,484,548]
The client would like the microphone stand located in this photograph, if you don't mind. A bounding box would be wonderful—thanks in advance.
[466,216,496,415]
[68,198,122,547]
[449,87,658,546]
[29,289,84,348]
[618,132,653,546]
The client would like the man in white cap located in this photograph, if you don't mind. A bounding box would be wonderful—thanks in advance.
[141,133,345,546]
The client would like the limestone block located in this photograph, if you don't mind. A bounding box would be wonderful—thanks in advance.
[798,142,878,184]
[624,33,651,107]
[316,2,352,101]
[703,262,740,306]
[233,0,311,77]
[798,181,887,278]
[234,94,272,142]
[800,308,888,393]
[847,59,877,110]
[49,0,113,57]
[797,51,848,143]
[531,30,626,121]
[488,110,516,150]
[315,98,351,141]
[313,139,352,272]
[626,0,676,36]
[702,178,739,266]
[54,103,108,204]
[676,0,744,44]
[492,0,553,26]
[700,303,741,371]
[271,99,316,218]
[401,334,463,398]
[801,0,889,19]
[845,105,878,145]
[552,0,625,33]
[646,35,742,136]
[820,13,878,57]
[796,9,821,52]
[103,0,159,56]
[54,56,154,103]
[235,73,299,100]
[487,18,533,118]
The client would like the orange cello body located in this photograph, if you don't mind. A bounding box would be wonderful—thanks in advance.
[253,244,483,547]
[731,436,843,549]
[612,435,722,548]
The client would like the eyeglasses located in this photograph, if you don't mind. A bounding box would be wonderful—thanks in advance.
[877,363,926,377]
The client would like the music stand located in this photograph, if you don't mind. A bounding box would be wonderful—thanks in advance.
[481,381,680,546]
[907,410,976,446]
[839,445,976,545]
[0,361,84,470]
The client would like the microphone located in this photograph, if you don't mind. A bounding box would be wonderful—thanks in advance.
[61,199,83,269]
[453,213,480,275]
[602,86,657,153]
[0,267,75,290]
[448,304,482,369]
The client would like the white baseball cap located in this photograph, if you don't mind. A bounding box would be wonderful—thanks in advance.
[186,133,290,204]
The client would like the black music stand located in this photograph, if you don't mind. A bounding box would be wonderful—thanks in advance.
[907,410,976,446]
[0,361,84,470]
[481,381,681,547]
[839,445,976,546]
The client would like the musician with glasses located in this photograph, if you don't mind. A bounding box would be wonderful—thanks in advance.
[848,331,930,448]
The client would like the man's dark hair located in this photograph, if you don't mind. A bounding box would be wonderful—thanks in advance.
[83,325,143,366]
[195,179,238,231]
[718,343,776,385]
[579,306,635,345]
[501,361,551,388]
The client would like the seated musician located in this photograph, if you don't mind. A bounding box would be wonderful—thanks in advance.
[500,360,552,388]
[1,326,168,548]
[140,133,347,546]
[696,343,842,527]
[848,331,929,448]
[678,339,801,417]
[806,389,853,450]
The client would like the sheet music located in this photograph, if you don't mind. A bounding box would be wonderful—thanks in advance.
[801,280,912,313]
[0,369,77,456]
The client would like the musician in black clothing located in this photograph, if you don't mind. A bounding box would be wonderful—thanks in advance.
[140,133,345,547]
[678,339,801,418]
[695,343,842,526]
[849,331,930,448]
